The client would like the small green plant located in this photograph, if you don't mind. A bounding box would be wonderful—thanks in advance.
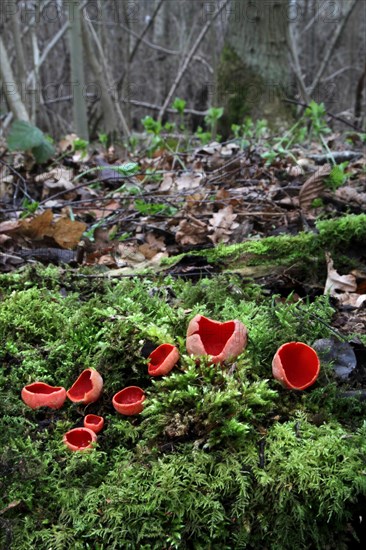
[260,101,332,166]
[194,125,212,145]
[304,100,331,138]
[172,97,186,130]
[311,197,324,208]
[20,198,40,218]
[73,161,139,183]
[204,106,224,141]
[142,115,163,136]
[7,120,55,163]
[134,199,178,217]
[141,115,177,152]
[98,132,108,149]
[72,137,89,157]
[325,162,350,191]
[232,117,268,148]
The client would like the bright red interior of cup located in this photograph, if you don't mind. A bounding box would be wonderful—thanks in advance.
[114,387,144,405]
[195,317,235,356]
[149,344,175,372]
[65,428,94,448]
[278,343,319,388]
[85,414,102,426]
[25,382,62,395]
[68,371,93,401]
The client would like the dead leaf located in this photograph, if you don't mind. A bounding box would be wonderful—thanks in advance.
[159,172,174,193]
[195,142,221,155]
[175,172,203,192]
[209,205,238,244]
[299,164,332,211]
[324,252,357,295]
[175,216,208,246]
[19,210,86,249]
[20,210,54,239]
[221,143,240,157]
[59,133,78,152]
[97,255,118,267]
[324,252,366,307]
[51,218,87,249]
[37,167,75,196]
[335,186,366,206]
[0,220,21,234]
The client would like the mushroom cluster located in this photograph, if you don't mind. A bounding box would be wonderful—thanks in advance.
[21,314,320,451]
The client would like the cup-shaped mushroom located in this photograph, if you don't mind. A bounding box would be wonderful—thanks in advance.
[84,414,104,434]
[272,342,320,390]
[21,382,66,409]
[148,343,179,376]
[112,386,145,415]
[63,427,97,451]
[67,369,103,404]
[186,315,248,364]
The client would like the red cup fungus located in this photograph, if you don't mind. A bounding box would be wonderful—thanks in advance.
[148,343,180,376]
[112,386,145,415]
[186,314,248,364]
[84,414,104,433]
[272,341,320,390]
[21,382,67,409]
[63,427,97,451]
[67,368,103,404]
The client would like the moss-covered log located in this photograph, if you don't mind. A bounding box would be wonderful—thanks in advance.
[1,215,366,549]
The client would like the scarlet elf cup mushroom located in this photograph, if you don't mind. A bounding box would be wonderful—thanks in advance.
[112,386,145,415]
[272,341,320,390]
[67,369,103,404]
[148,343,180,376]
[84,414,104,434]
[63,427,97,451]
[186,315,248,364]
[21,382,67,409]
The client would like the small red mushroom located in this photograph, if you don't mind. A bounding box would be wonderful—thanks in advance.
[272,341,320,390]
[67,369,103,404]
[21,382,66,409]
[186,314,248,364]
[148,343,179,376]
[112,386,145,415]
[84,414,104,434]
[63,427,97,451]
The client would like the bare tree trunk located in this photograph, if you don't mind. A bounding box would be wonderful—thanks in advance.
[86,19,130,137]
[9,0,27,90]
[0,36,30,121]
[307,0,358,97]
[218,0,291,132]
[158,0,229,122]
[81,17,118,136]
[67,0,89,140]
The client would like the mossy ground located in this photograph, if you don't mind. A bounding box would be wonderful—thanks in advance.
[1,216,366,549]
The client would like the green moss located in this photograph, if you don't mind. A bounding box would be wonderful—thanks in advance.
[1,239,366,548]
[161,215,366,286]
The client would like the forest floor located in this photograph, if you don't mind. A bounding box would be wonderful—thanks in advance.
[1,124,366,549]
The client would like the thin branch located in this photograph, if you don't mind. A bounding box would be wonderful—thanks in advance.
[282,98,363,132]
[87,19,130,136]
[307,0,358,97]
[158,0,230,122]
[287,24,311,104]
[129,0,165,63]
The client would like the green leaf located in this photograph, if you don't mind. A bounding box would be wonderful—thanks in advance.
[113,162,139,176]
[32,140,55,164]
[7,120,45,151]
[172,97,186,115]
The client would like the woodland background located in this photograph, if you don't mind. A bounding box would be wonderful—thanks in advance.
[0,0,365,140]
